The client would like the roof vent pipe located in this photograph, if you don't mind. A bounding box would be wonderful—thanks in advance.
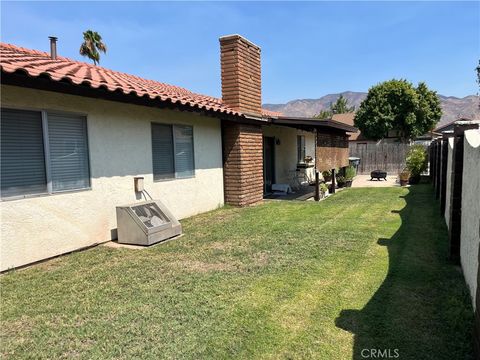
[48,36,57,60]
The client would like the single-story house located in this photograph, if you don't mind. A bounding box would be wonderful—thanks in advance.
[0,34,356,270]
[332,113,403,145]
[433,118,477,135]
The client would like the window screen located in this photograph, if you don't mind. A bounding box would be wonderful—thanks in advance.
[152,124,174,180]
[47,113,90,192]
[297,135,306,163]
[174,125,194,178]
[1,108,47,197]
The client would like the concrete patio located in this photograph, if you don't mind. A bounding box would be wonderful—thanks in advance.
[351,174,401,188]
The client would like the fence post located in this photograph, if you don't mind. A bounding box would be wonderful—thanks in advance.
[331,168,336,194]
[440,133,452,215]
[314,171,320,201]
[435,139,442,199]
[435,140,439,187]
[431,141,435,187]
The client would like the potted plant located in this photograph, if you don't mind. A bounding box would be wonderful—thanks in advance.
[319,183,329,198]
[336,176,346,188]
[406,145,427,184]
[322,170,332,182]
[344,165,356,187]
[399,169,410,186]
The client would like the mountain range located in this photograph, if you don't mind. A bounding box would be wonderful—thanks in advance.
[263,91,480,128]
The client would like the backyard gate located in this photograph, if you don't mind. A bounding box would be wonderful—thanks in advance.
[349,143,413,175]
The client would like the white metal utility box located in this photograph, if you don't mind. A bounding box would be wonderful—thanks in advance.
[116,200,182,246]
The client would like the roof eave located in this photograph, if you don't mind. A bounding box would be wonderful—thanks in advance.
[1,69,248,121]
[272,116,358,133]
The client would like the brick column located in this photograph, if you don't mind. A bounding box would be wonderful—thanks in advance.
[222,121,263,206]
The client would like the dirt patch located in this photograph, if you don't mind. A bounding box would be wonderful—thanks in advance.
[1,316,35,337]
[207,242,231,251]
[251,251,270,267]
[173,260,239,273]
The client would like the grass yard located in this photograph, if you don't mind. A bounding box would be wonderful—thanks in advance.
[0,185,474,359]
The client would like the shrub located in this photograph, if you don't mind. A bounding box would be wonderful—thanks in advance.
[406,145,427,177]
[322,170,332,182]
[319,183,328,194]
[336,176,346,187]
[345,166,356,180]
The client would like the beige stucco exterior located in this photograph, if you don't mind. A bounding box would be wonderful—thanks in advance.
[460,129,480,310]
[0,85,224,271]
[262,125,316,186]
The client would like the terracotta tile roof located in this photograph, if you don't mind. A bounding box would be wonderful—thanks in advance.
[260,108,283,117]
[0,42,274,118]
[331,113,355,126]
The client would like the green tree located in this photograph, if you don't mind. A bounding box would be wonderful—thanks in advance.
[331,94,355,114]
[314,109,333,119]
[476,60,480,90]
[314,94,355,119]
[476,60,480,108]
[354,79,441,142]
[79,30,107,65]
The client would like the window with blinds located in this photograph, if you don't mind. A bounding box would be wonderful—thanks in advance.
[152,124,174,180]
[151,123,194,180]
[1,109,47,197]
[174,125,194,178]
[1,108,90,199]
[48,113,90,192]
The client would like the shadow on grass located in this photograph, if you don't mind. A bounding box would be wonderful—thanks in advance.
[335,184,475,360]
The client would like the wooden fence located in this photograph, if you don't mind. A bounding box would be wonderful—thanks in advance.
[349,143,412,175]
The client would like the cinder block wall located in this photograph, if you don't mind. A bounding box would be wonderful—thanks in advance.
[222,121,263,206]
[316,130,349,171]
[460,129,480,309]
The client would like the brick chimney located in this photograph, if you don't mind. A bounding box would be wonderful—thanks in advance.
[220,34,262,116]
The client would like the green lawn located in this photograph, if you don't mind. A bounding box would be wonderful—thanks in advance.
[0,185,474,359]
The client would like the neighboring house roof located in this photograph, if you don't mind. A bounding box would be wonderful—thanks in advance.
[331,113,363,140]
[261,108,283,118]
[0,42,277,118]
[433,117,474,134]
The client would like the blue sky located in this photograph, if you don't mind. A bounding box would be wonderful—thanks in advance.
[1,1,479,103]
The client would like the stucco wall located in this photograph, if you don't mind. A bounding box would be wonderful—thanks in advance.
[460,129,480,310]
[262,125,316,185]
[444,137,454,228]
[0,85,224,271]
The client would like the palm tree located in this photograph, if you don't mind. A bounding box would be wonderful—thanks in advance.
[79,30,107,66]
